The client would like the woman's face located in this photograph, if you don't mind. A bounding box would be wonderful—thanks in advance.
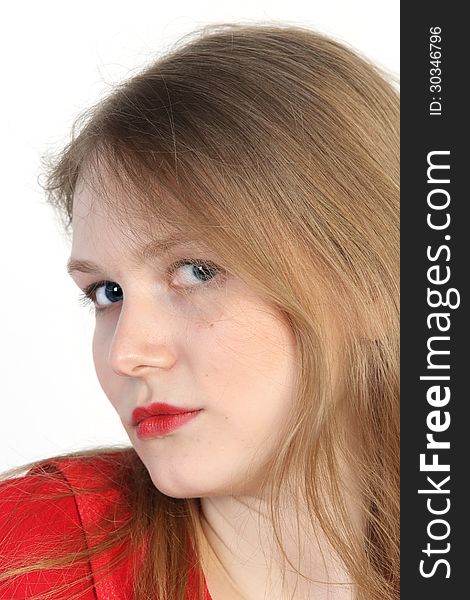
[68,175,298,498]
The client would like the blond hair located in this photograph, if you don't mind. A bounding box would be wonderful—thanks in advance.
[0,22,399,600]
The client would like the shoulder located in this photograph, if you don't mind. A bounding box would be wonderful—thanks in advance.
[0,451,126,528]
[0,459,85,542]
[0,452,131,600]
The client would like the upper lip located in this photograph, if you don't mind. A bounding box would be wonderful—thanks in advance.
[132,402,201,425]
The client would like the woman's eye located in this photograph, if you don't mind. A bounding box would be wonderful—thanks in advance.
[78,281,122,314]
[171,259,221,287]
[77,259,224,314]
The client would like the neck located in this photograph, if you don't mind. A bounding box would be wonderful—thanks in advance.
[197,492,358,600]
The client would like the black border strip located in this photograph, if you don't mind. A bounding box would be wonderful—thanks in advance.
[401,4,467,598]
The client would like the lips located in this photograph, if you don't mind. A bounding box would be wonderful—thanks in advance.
[132,402,200,426]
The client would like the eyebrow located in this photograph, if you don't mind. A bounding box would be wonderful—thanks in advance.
[66,235,193,276]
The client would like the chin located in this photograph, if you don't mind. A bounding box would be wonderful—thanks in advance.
[144,465,206,499]
[152,481,207,500]
[148,468,244,500]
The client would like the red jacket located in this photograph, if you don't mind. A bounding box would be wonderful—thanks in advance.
[0,455,211,599]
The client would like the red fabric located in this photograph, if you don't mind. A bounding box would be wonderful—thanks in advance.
[0,456,211,599]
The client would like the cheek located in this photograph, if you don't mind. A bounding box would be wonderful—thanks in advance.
[91,328,106,382]
[91,326,121,408]
[194,314,298,438]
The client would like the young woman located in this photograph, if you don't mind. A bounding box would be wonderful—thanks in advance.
[0,22,399,600]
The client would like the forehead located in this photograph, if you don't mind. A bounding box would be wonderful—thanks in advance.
[71,169,180,250]
[72,171,150,232]
[69,171,209,275]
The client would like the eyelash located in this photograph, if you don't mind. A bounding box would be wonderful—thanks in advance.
[77,258,225,315]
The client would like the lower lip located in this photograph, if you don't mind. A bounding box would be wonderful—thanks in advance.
[136,410,202,439]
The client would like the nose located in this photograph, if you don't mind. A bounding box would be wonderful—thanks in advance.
[107,296,178,377]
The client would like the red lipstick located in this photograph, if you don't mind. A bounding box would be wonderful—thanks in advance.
[132,402,202,440]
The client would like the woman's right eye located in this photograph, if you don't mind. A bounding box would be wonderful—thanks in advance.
[78,281,122,314]
[77,258,225,314]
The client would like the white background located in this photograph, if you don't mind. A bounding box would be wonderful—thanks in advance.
[0,1,399,473]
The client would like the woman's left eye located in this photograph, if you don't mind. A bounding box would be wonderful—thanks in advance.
[77,259,224,314]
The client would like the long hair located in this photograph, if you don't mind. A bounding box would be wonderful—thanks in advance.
[0,22,399,600]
